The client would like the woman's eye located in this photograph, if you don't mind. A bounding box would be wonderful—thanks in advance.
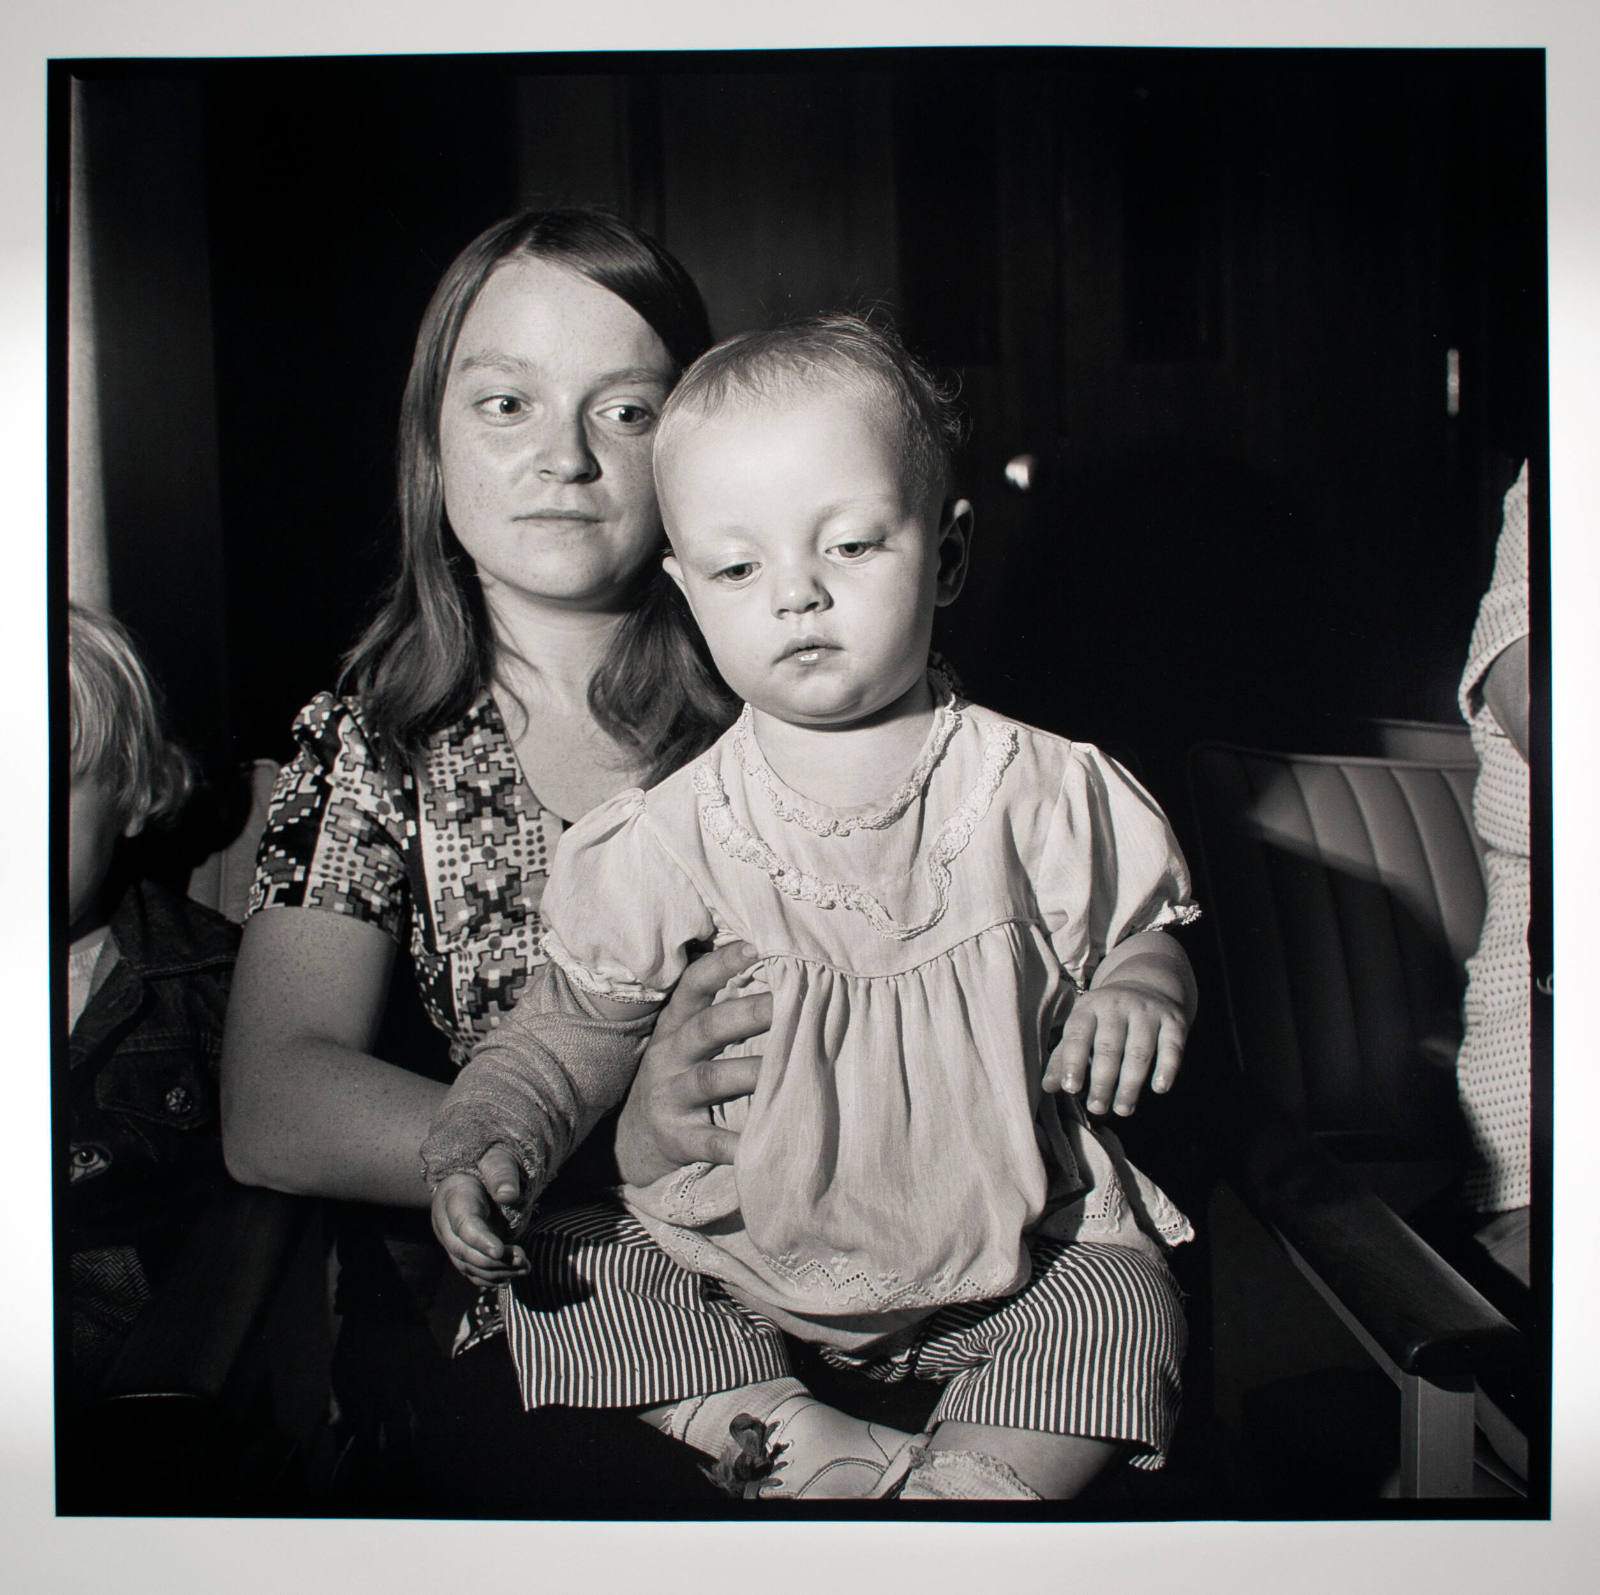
[600,402,654,427]
[473,395,528,422]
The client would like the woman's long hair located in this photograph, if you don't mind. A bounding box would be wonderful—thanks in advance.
[341,209,735,785]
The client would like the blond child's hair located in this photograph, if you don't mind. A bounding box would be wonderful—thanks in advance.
[654,312,967,510]
[68,601,193,831]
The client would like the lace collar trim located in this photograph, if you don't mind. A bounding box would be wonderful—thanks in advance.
[693,677,1020,942]
[727,665,964,837]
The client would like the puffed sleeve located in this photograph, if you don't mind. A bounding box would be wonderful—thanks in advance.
[1039,745,1200,990]
[246,693,412,942]
[1459,460,1530,727]
[539,789,717,1004]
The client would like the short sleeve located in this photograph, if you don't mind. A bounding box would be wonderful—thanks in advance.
[1039,746,1200,989]
[540,789,716,1004]
[1459,460,1530,728]
[246,693,412,943]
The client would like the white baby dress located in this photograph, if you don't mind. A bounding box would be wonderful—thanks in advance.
[540,682,1199,1345]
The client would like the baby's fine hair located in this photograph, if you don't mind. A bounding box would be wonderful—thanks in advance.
[655,312,966,506]
[69,602,193,830]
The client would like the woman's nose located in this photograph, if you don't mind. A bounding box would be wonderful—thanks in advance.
[773,568,831,617]
[532,414,599,483]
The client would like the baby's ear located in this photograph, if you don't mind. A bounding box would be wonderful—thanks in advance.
[662,550,688,596]
[934,498,974,607]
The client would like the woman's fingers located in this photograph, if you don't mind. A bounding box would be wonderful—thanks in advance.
[682,1051,763,1112]
[665,1114,743,1170]
[653,941,760,1042]
[676,989,773,1062]
[619,956,769,1185]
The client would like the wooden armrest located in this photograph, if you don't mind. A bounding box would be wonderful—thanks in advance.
[101,1182,319,1402]
[1216,1086,1522,1380]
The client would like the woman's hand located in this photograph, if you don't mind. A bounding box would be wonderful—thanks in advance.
[615,941,771,1187]
[431,1160,531,1288]
[1043,930,1197,1117]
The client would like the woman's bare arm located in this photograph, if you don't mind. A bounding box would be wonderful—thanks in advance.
[220,906,446,1207]
[224,913,771,1206]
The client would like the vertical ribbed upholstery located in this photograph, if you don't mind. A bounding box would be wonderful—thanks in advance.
[1189,735,1485,1155]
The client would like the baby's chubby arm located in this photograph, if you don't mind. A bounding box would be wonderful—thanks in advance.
[1044,930,1197,1117]
[422,962,661,1285]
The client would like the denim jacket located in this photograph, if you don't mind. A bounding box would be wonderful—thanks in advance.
[64,877,238,1380]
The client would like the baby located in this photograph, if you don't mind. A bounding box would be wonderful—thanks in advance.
[423,315,1199,1501]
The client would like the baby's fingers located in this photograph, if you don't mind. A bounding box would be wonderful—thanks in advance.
[433,1177,528,1280]
[477,1143,525,1207]
[1110,1012,1161,1116]
[1044,1006,1095,1095]
[1149,1021,1188,1097]
[445,1226,528,1287]
[1085,1012,1130,1116]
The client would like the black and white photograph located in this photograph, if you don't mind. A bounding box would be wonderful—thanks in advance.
[10,2,1599,1590]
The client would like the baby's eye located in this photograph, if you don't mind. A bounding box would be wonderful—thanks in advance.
[475,395,527,422]
[712,562,758,585]
[830,539,882,561]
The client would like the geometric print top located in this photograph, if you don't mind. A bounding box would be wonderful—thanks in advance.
[248,691,565,1069]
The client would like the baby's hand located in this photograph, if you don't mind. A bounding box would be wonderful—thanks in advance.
[1044,983,1188,1117]
[431,1163,530,1288]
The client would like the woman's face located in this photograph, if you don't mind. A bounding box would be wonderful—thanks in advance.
[437,256,678,615]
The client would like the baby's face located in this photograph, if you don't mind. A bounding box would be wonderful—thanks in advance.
[658,391,967,729]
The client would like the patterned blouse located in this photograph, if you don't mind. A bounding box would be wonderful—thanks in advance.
[248,691,567,1067]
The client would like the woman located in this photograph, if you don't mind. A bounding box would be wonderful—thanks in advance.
[220,211,774,1506]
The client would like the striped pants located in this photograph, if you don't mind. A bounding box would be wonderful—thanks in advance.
[502,1202,1186,1468]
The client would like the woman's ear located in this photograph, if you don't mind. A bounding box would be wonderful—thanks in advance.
[662,550,688,597]
[934,499,974,607]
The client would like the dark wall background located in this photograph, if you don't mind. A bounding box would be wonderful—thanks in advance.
[62,48,1546,816]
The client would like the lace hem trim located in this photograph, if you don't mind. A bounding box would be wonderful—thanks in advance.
[644,1209,1029,1314]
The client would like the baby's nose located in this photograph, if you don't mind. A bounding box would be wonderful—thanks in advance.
[773,570,831,616]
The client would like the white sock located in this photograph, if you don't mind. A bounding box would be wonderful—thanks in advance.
[639,1377,808,1459]
[895,1447,1042,1500]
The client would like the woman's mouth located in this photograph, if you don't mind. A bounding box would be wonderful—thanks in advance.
[514,509,605,525]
